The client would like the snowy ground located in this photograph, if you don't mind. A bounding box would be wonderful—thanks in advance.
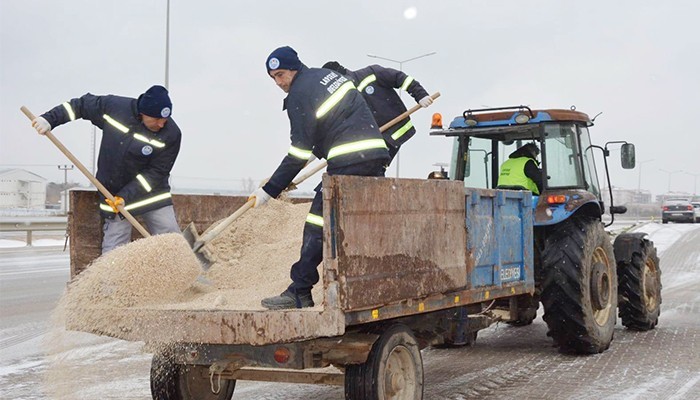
[1,220,698,399]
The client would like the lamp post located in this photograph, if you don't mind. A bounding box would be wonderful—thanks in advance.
[366,51,437,178]
[636,159,654,222]
[659,168,682,194]
[683,171,699,196]
[164,0,170,89]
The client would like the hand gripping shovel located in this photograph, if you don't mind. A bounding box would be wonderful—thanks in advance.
[183,91,441,274]
[20,106,150,238]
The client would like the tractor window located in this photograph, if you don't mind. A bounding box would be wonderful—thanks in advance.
[579,126,601,197]
[454,137,491,188]
[543,124,585,188]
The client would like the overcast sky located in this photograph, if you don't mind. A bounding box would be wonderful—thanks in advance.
[1,1,699,198]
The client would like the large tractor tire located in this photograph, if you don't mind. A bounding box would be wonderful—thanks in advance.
[151,352,235,400]
[614,233,662,330]
[540,217,617,354]
[345,324,423,400]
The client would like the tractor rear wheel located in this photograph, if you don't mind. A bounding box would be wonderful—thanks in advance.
[617,237,662,330]
[541,217,617,354]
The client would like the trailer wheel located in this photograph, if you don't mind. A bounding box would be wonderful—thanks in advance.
[150,352,235,400]
[345,324,423,400]
[540,217,617,354]
[506,295,539,326]
[616,237,662,330]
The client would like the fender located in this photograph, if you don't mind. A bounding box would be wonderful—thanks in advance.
[533,189,604,226]
[613,232,651,264]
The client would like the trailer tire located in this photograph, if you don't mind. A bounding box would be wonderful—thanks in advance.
[616,237,662,331]
[506,295,539,326]
[150,352,235,400]
[541,217,617,354]
[345,324,423,400]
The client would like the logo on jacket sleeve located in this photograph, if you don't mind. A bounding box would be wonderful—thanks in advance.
[268,57,280,70]
[365,86,375,95]
[142,145,153,156]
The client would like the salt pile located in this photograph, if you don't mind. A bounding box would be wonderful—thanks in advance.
[59,198,321,334]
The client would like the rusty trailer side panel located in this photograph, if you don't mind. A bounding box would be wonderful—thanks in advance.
[324,175,468,311]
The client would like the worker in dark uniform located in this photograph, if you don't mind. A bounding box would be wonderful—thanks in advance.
[30,86,182,253]
[322,61,433,163]
[497,143,543,195]
[249,46,390,309]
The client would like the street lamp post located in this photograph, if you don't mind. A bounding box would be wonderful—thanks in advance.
[164,0,170,89]
[366,51,437,178]
[636,159,654,222]
[684,171,699,195]
[659,168,682,194]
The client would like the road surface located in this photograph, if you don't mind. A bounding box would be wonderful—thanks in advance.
[1,222,698,399]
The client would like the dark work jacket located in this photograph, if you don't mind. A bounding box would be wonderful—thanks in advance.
[41,93,181,217]
[263,65,390,198]
[345,65,429,148]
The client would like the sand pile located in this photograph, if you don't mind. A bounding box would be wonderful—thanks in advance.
[61,198,319,320]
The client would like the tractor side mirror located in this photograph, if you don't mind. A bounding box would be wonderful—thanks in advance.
[621,143,636,169]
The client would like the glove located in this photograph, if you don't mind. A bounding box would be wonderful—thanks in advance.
[32,116,51,135]
[418,96,433,108]
[248,187,271,208]
[105,196,125,213]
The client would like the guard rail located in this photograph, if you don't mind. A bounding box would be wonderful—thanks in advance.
[0,216,68,246]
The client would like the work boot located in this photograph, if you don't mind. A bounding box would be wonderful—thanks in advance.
[261,290,314,310]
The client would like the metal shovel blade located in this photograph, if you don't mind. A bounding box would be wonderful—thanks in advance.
[182,222,215,272]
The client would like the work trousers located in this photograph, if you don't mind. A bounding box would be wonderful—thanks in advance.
[101,205,180,254]
[288,160,387,295]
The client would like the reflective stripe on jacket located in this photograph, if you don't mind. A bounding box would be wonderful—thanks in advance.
[41,93,182,216]
[346,65,429,148]
[498,157,540,195]
[263,65,389,198]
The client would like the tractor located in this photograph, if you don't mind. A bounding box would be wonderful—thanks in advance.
[430,105,662,353]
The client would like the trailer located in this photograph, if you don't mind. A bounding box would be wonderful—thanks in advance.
[68,173,536,400]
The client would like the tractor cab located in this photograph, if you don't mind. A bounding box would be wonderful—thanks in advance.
[430,105,636,226]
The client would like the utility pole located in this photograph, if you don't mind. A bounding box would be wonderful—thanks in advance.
[58,164,74,214]
[366,52,437,178]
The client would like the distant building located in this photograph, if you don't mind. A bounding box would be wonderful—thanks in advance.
[600,187,652,205]
[0,169,47,209]
[656,192,694,203]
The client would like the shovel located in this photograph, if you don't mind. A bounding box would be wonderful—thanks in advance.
[20,106,150,238]
[183,91,441,273]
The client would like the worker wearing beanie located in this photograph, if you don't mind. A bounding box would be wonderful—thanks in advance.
[30,86,182,253]
[249,46,390,310]
[322,61,433,166]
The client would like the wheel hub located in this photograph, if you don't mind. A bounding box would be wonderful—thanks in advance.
[643,259,659,309]
[590,261,610,311]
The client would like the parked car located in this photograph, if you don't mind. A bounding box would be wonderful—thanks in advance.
[692,202,700,223]
[661,199,695,223]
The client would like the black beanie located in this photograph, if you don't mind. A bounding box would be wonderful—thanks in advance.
[322,61,347,75]
[266,46,302,74]
[137,85,172,118]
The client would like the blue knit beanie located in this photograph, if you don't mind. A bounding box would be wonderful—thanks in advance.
[137,85,172,118]
[266,46,302,74]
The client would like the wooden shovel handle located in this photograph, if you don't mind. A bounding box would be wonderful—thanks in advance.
[20,106,150,238]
